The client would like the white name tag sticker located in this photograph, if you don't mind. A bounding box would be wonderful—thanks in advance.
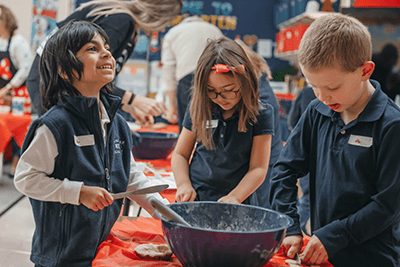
[348,134,372,148]
[74,135,95,147]
[205,119,218,129]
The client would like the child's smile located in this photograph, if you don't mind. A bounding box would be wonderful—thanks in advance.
[72,33,115,97]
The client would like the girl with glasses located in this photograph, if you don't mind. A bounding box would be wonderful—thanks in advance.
[171,36,275,205]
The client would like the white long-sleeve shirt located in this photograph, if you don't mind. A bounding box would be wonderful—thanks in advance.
[159,16,224,96]
[0,34,32,88]
[14,102,168,217]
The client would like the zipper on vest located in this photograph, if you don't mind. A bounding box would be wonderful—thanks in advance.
[105,168,111,191]
[59,204,67,217]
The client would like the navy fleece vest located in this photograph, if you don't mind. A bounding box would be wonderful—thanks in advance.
[21,93,132,267]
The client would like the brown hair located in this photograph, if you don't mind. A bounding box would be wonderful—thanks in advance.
[0,5,18,36]
[298,13,372,73]
[191,37,261,150]
[78,0,182,36]
[235,39,273,80]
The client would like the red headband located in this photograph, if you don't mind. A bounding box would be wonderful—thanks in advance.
[211,64,245,74]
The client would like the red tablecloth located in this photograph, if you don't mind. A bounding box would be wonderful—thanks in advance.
[94,212,333,267]
[94,181,333,267]
[94,125,333,266]
[0,113,31,153]
[136,124,179,134]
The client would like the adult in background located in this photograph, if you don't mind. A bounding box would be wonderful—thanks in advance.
[26,0,182,125]
[0,4,32,177]
[370,43,399,100]
[157,15,224,131]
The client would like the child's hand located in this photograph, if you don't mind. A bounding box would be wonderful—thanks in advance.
[79,185,114,211]
[217,195,240,204]
[299,234,328,265]
[164,108,178,124]
[175,184,196,202]
[282,235,303,259]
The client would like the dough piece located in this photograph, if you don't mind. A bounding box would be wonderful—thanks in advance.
[149,122,168,130]
[285,259,299,264]
[134,243,172,261]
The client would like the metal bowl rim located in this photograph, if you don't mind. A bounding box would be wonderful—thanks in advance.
[134,132,179,139]
[156,201,294,234]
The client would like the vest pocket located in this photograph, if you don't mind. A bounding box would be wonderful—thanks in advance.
[59,204,71,249]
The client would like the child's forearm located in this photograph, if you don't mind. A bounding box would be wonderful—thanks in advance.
[171,152,191,187]
[225,167,267,203]
[14,124,83,205]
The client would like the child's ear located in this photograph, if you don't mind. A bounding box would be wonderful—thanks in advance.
[58,67,68,80]
[361,61,375,81]
[59,72,68,80]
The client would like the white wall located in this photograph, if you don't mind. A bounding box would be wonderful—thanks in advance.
[0,0,71,49]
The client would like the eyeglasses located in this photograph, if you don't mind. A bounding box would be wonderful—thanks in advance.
[207,90,240,100]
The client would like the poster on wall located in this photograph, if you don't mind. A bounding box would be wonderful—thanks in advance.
[72,0,290,80]
[132,0,288,73]
[31,0,59,54]
[75,0,288,74]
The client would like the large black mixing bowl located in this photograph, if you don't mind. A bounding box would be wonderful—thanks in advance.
[156,201,293,267]
[131,132,179,159]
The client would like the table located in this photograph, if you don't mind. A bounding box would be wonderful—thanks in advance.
[94,190,333,267]
[122,124,179,215]
[94,154,333,267]
[0,113,31,175]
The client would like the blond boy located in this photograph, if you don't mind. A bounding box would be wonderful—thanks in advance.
[270,13,400,266]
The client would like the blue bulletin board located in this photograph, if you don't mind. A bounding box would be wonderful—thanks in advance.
[74,0,290,75]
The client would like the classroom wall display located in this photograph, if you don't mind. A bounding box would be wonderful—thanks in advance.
[30,0,59,54]
[74,0,290,76]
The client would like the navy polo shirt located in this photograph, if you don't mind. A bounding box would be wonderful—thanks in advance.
[183,101,274,203]
[270,80,400,266]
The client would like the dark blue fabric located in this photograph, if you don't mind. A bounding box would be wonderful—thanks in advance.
[183,99,275,205]
[177,72,194,132]
[21,92,132,267]
[297,175,310,235]
[0,36,18,88]
[287,85,316,233]
[270,80,400,267]
[256,73,283,209]
[288,86,316,130]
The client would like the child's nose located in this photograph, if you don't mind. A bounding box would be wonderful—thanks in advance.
[102,48,112,58]
[315,88,329,102]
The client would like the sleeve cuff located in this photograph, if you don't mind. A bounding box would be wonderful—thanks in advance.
[313,220,349,257]
[61,179,84,205]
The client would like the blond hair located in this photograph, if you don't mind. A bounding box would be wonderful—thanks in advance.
[0,5,18,35]
[298,13,372,72]
[191,37,261,150]
[78,0,182,35]
[235,39,273,80]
